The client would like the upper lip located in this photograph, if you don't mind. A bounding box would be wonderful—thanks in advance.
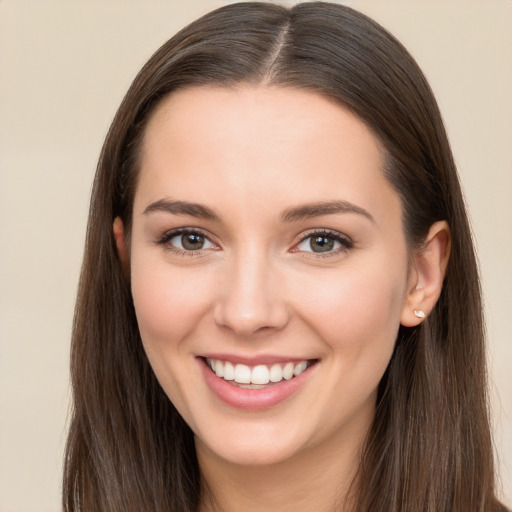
[199,353,316,366]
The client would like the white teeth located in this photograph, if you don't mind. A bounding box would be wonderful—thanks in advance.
[234,364,251,384]
[269,364,282,382]
[251,365,270,385]
[223,361,235,381]
[283,362,294,380]
[206,358,311,385]
[293,361,308,376]
[214,360,224,378]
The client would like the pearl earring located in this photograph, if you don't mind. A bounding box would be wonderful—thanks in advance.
[414,309,425,319]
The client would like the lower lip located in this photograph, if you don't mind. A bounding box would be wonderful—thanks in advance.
[199,358,317,411]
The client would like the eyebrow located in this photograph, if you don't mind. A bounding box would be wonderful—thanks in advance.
[280,200,374,224]
[143,198,374,224]
[143,199,220,220]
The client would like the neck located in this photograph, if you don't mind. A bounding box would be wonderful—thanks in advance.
[197,426,366,512]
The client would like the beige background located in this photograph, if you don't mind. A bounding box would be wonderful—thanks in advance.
[0,1,510,510]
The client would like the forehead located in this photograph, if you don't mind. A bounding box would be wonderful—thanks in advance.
[142,85,383,164]
[135,85,400,225]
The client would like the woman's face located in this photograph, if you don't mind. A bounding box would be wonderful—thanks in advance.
[129,86,413,466]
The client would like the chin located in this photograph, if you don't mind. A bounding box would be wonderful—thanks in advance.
[195,425,311,467]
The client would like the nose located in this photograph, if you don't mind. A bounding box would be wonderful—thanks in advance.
[213,251,290,337]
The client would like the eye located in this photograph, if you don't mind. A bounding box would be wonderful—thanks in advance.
[294,230,353,255]
[171,232,215,251]
[156,228,218,254]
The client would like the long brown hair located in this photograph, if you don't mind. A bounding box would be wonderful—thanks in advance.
[63,3,506,511]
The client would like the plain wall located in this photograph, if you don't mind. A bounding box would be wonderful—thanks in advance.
[0,1,510,510]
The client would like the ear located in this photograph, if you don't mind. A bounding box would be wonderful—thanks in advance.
[400,221,451,327]
[113,216,130,276]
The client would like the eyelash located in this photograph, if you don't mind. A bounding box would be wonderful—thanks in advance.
[155,228,218,257]
[155,228,354,258]
[292,229,354,258]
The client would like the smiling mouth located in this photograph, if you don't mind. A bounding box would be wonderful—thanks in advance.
[204,357,317,389]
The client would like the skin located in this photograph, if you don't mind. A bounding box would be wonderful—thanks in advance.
[114,86,450,511]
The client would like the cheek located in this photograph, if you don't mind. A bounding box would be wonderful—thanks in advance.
[293,264,406,428]
[130,256,214,347]
[129,256,216,422]
[295,261,407,363]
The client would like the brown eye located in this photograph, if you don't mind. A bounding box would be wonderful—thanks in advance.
[309,235,335,253]
[298,234,339,253]
[295,230,353,256]
[181,233,205,250]
[166,230,216,252]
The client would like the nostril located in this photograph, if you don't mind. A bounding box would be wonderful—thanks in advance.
[213,306,288,336]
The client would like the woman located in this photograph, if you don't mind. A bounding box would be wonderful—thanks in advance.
[63,2,508,511]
